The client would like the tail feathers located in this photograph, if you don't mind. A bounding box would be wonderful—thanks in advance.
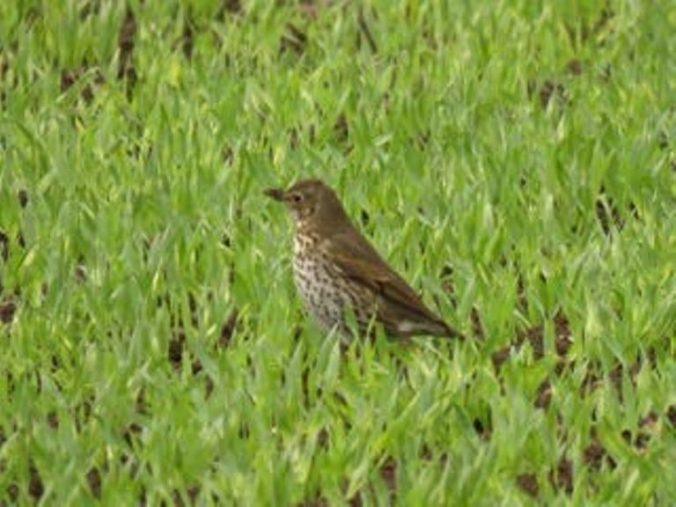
[438,320,465,340]
[395,318,464,339]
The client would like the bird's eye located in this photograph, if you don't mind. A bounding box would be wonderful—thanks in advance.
[292,193,303,203]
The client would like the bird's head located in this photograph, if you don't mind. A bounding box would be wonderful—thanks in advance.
[264,179,348,231]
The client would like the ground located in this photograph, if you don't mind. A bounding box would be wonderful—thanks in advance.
[0,0,674,505]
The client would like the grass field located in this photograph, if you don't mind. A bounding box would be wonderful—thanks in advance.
[1,0,674,505]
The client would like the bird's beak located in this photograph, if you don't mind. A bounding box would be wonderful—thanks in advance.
[263,188,285,202]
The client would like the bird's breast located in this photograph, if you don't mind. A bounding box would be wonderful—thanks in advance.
[292,232,317,257]
[291,233,356,330]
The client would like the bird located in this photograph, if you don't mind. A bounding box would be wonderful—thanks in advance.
[264,178,463,340]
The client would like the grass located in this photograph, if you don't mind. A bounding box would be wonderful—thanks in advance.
[1,0,674,504]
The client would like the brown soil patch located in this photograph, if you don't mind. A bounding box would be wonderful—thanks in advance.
[379,456,397,498]
[583,433,616,471]
[334,113,349,144]
[534,379,552,409]
[516,473,539,498]
[0,298,17,324]
[87,467,102,498]
[473,418,492,441]
[281,23,308,55]
[596,193,624,235]
[666,405,676,427]
[60,66,105,104]
[47,411,59,429]
[553,311,572,356]
[357,7,377,53]
[470,307,484,341]
[181,13,195,60]
[28,463,44,501]
[216,0,242,19]
[0,230,8,261]
[491,346,511,371]
[168,330,186,370]
[566,59,583,76]
[117,8,138,96]
[549,456,573,494]
[538,80,568,109]
[18,190,28,208]
[219,309,239,347]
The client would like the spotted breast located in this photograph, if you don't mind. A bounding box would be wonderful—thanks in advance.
[292,231,372,335]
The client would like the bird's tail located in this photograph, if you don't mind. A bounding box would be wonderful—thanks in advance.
[435,319,465,340]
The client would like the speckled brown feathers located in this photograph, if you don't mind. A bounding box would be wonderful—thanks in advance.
[265,179,462,339]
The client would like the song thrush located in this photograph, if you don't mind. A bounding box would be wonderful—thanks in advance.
[264,179,462,339]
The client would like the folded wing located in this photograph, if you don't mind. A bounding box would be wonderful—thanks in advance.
[325,229,462,338]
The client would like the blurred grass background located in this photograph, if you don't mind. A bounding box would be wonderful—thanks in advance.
[0,0,674,504]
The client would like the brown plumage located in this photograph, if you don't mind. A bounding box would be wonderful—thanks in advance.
[264,179,462,339]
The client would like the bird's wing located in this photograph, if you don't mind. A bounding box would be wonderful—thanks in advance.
[325,228,459,337]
